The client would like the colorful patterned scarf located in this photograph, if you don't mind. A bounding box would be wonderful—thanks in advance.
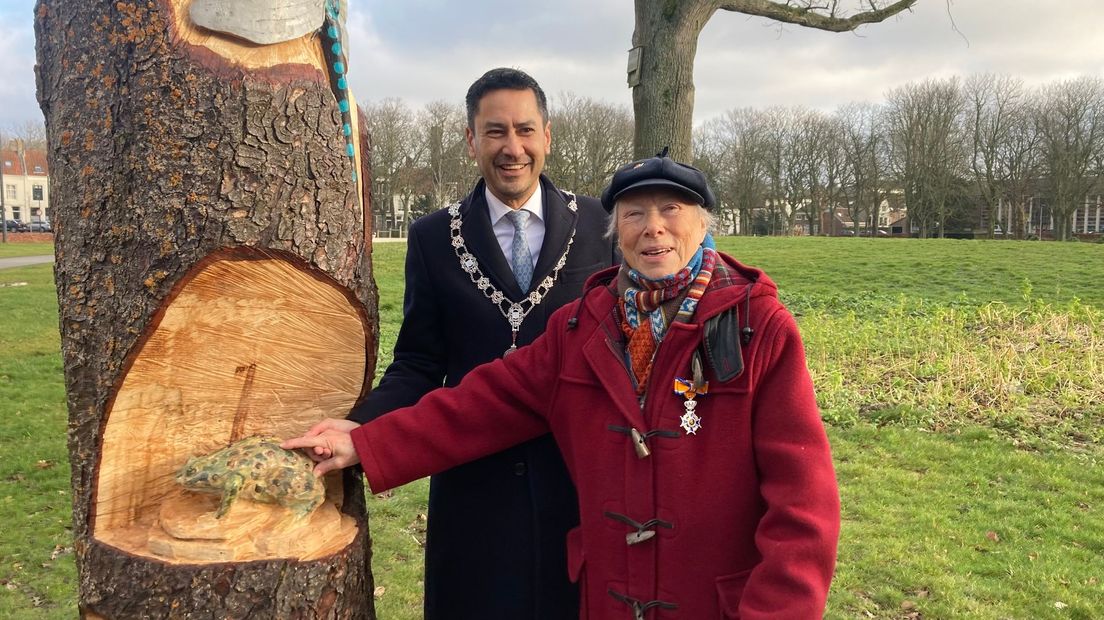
[620,247,718,393]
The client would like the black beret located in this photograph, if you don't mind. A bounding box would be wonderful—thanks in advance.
[600,151,716,212]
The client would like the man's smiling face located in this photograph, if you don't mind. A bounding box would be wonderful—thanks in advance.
[466,88,551,209]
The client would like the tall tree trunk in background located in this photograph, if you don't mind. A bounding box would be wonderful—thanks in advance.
[36,0,377,617]
[631,0,713,160]
[630,0,918,161]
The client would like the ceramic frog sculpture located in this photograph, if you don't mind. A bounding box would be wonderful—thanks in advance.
[176,436,325,519]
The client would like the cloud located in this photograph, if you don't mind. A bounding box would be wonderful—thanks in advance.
[0,4,43,131]
[7,0,1104,134]
[345,0,633,112]
[689,0,1104,123]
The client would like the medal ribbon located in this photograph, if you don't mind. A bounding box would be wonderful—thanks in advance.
[673,377,709,399]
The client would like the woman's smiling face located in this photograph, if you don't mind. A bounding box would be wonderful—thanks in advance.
[615,189,708,279]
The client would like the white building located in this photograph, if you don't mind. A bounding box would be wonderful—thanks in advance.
[1,141,50,226]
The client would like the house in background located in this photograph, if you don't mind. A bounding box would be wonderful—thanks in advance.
[1,140,50,227]
[984,179,1103,240]
[885,210,909,236]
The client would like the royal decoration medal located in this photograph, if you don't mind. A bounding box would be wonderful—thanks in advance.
[674,354,709,435]
[674,378,708,434]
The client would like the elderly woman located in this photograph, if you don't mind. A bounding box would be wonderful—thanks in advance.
[285,154,840,619]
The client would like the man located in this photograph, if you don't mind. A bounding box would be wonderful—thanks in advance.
[349,68,616,619]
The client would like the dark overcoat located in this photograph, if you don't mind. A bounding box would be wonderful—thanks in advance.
[349,175,616,619]
[352,255,841,619]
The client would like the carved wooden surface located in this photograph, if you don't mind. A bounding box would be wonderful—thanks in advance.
[93,252,363,564]
[150,486,348,563]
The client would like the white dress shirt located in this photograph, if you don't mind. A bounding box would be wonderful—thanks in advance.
[485,185,545,270]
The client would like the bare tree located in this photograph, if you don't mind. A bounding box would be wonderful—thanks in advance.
[1,120,47,150]
[759,107,790,235]
[774,108,830,235]
[886,78,967,237]
[1034,76,1104,241]
[699,108,770,235]
[809,113,847,236]
[797,110,840,235]
[997,99,1042,238]
[965,74,1024,238]
[837,102,892,235]
[692,124,727,227]
[419,100,476,216]
[629,0,918,159]
[364,99,421,235]
[687,70,1104,240]
[545,93,635,198]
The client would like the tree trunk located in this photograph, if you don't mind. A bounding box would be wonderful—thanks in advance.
[631,0,714,160]
[35,0,378,617]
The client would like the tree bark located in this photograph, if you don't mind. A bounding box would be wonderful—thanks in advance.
[631,0,714,160]
[35,0,377,617]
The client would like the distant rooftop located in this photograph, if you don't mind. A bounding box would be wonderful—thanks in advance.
[1,149,49,176]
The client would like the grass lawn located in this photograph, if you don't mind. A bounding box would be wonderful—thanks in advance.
[830,425,1102,618]
[2,237,1102,618]
[0,242,54,259]
[0,262,74,618]
[712,236,1104,307]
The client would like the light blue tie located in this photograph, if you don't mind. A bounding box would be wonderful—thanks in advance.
[505,210,533,291]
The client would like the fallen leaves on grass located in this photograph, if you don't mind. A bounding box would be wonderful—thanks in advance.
[406,513,428,548]
[0,578,49,607]
[898,599,922,619]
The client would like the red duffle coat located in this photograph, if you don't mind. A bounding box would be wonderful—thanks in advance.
[352,254,840,619]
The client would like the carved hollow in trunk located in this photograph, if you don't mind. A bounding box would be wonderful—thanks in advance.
[92,247,367,564]
[170,0,327,70]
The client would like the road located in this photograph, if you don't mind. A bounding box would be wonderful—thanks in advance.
[0,255,54,270]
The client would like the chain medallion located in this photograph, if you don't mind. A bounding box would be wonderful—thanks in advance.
[448,192,579,356]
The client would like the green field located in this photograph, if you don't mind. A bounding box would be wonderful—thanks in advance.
[2,238,1102,618]
[0,241,54,259]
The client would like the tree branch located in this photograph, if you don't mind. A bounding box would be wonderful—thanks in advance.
[716,0,918,32]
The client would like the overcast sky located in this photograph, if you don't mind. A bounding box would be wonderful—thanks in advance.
[3,0,1104,133]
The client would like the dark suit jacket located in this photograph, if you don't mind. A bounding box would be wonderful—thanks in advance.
[350,174,616,620]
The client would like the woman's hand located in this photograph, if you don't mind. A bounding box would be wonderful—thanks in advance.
[282,418,361,476]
